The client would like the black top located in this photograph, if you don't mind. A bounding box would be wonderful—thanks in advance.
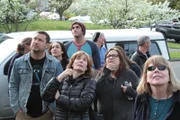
[96,68,139,120]
[42,75,96,120]
[27,56,45,118]
[61,58,69,70]
[8,53,23,82]
[131,50,151,70]
[134,91,180,120]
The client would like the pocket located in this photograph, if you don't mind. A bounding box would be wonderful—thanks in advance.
[18,68,30,81]
[44,68,56,83]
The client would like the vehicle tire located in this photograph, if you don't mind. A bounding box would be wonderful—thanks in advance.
[175,39,180,43]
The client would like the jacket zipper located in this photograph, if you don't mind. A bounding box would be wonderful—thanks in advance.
[112,79,116,120]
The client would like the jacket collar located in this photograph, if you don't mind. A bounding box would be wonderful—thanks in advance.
[173,90,180,103]
[24,52,54,62]
[141,91,180,103]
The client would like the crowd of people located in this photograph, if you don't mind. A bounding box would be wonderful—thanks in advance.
[8,22,180,120]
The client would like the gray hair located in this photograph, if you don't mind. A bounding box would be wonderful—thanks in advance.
[137,35,150,46]
[92,32,104,42]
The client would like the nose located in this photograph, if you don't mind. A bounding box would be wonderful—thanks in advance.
[154,67,160,73]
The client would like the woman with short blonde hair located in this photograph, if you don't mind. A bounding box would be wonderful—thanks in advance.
[134,55,180,120]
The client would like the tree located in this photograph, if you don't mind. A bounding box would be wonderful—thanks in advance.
[48,0,75,20]
[147,0,180,10]
[77,0,180,29]
[0,0,35,32]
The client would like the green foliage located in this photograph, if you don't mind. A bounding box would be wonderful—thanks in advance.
[48,0,74,20]
[72,0,180,29]
[0,0,36,32]
[148,0,180,10]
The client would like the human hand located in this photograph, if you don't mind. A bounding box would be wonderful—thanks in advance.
[57,69,73,82]
[121,82,132,93]
[55,90,60,100]
[106,63,118,71]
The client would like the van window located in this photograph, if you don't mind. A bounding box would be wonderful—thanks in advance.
[106,41,161,58]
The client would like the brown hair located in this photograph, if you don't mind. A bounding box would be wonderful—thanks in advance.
[71,22,86,36]
[17,37,32,54]
[66,51,93,76]
[136,55,180,95]
[48,41,68,60]
[105,46,128,77]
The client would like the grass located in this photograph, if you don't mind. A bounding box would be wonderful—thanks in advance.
[0,20,110,32]
[167,41,180,60]
[170,52,180,60]
[167,42,180,49]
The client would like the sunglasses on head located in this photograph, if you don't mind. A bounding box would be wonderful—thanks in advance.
[147,65,167,71]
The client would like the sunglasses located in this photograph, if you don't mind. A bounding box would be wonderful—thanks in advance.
[147,65,167,71]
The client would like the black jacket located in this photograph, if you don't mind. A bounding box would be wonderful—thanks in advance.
[96,68,139,120]
[134,91,180,120]
[131,50,150,70]
[129,63,141,78]
[42,75,96,120]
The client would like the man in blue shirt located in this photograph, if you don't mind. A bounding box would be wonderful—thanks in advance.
[92,32,107,68]
[65,22,101,70]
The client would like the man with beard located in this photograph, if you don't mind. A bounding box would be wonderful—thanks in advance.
[65,22,101,70]
[9,31,63,120]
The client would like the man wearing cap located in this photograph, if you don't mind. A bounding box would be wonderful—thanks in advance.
[92,32,107,68]
[130,35,151,70]
[65,22,101,70]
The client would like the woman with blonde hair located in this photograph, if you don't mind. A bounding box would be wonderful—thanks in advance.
[134,55,180,120]
[42,51,96,120]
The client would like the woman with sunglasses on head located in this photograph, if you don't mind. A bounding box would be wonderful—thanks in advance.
[95,46,139,120]
[134,55,180,120]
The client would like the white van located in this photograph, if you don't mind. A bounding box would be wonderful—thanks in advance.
[0,29,169,119]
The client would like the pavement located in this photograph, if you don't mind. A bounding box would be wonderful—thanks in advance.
[170,61,180,80]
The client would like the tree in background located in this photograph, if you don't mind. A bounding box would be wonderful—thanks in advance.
[0,0,36,32]
[148,0,180,10]
[48,0,75,20]
[74,0,180,29]
[133,1,180,28]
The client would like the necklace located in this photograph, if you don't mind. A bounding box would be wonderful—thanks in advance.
[150,95,169,120]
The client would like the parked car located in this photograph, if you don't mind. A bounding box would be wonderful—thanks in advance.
[68,15,93,23]
[39,12,64,20]
[0,29,169,119]
[153,20,180,43]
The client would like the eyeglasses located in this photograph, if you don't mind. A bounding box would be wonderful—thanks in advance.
[147,65,167,71]
[106,54,119,58]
